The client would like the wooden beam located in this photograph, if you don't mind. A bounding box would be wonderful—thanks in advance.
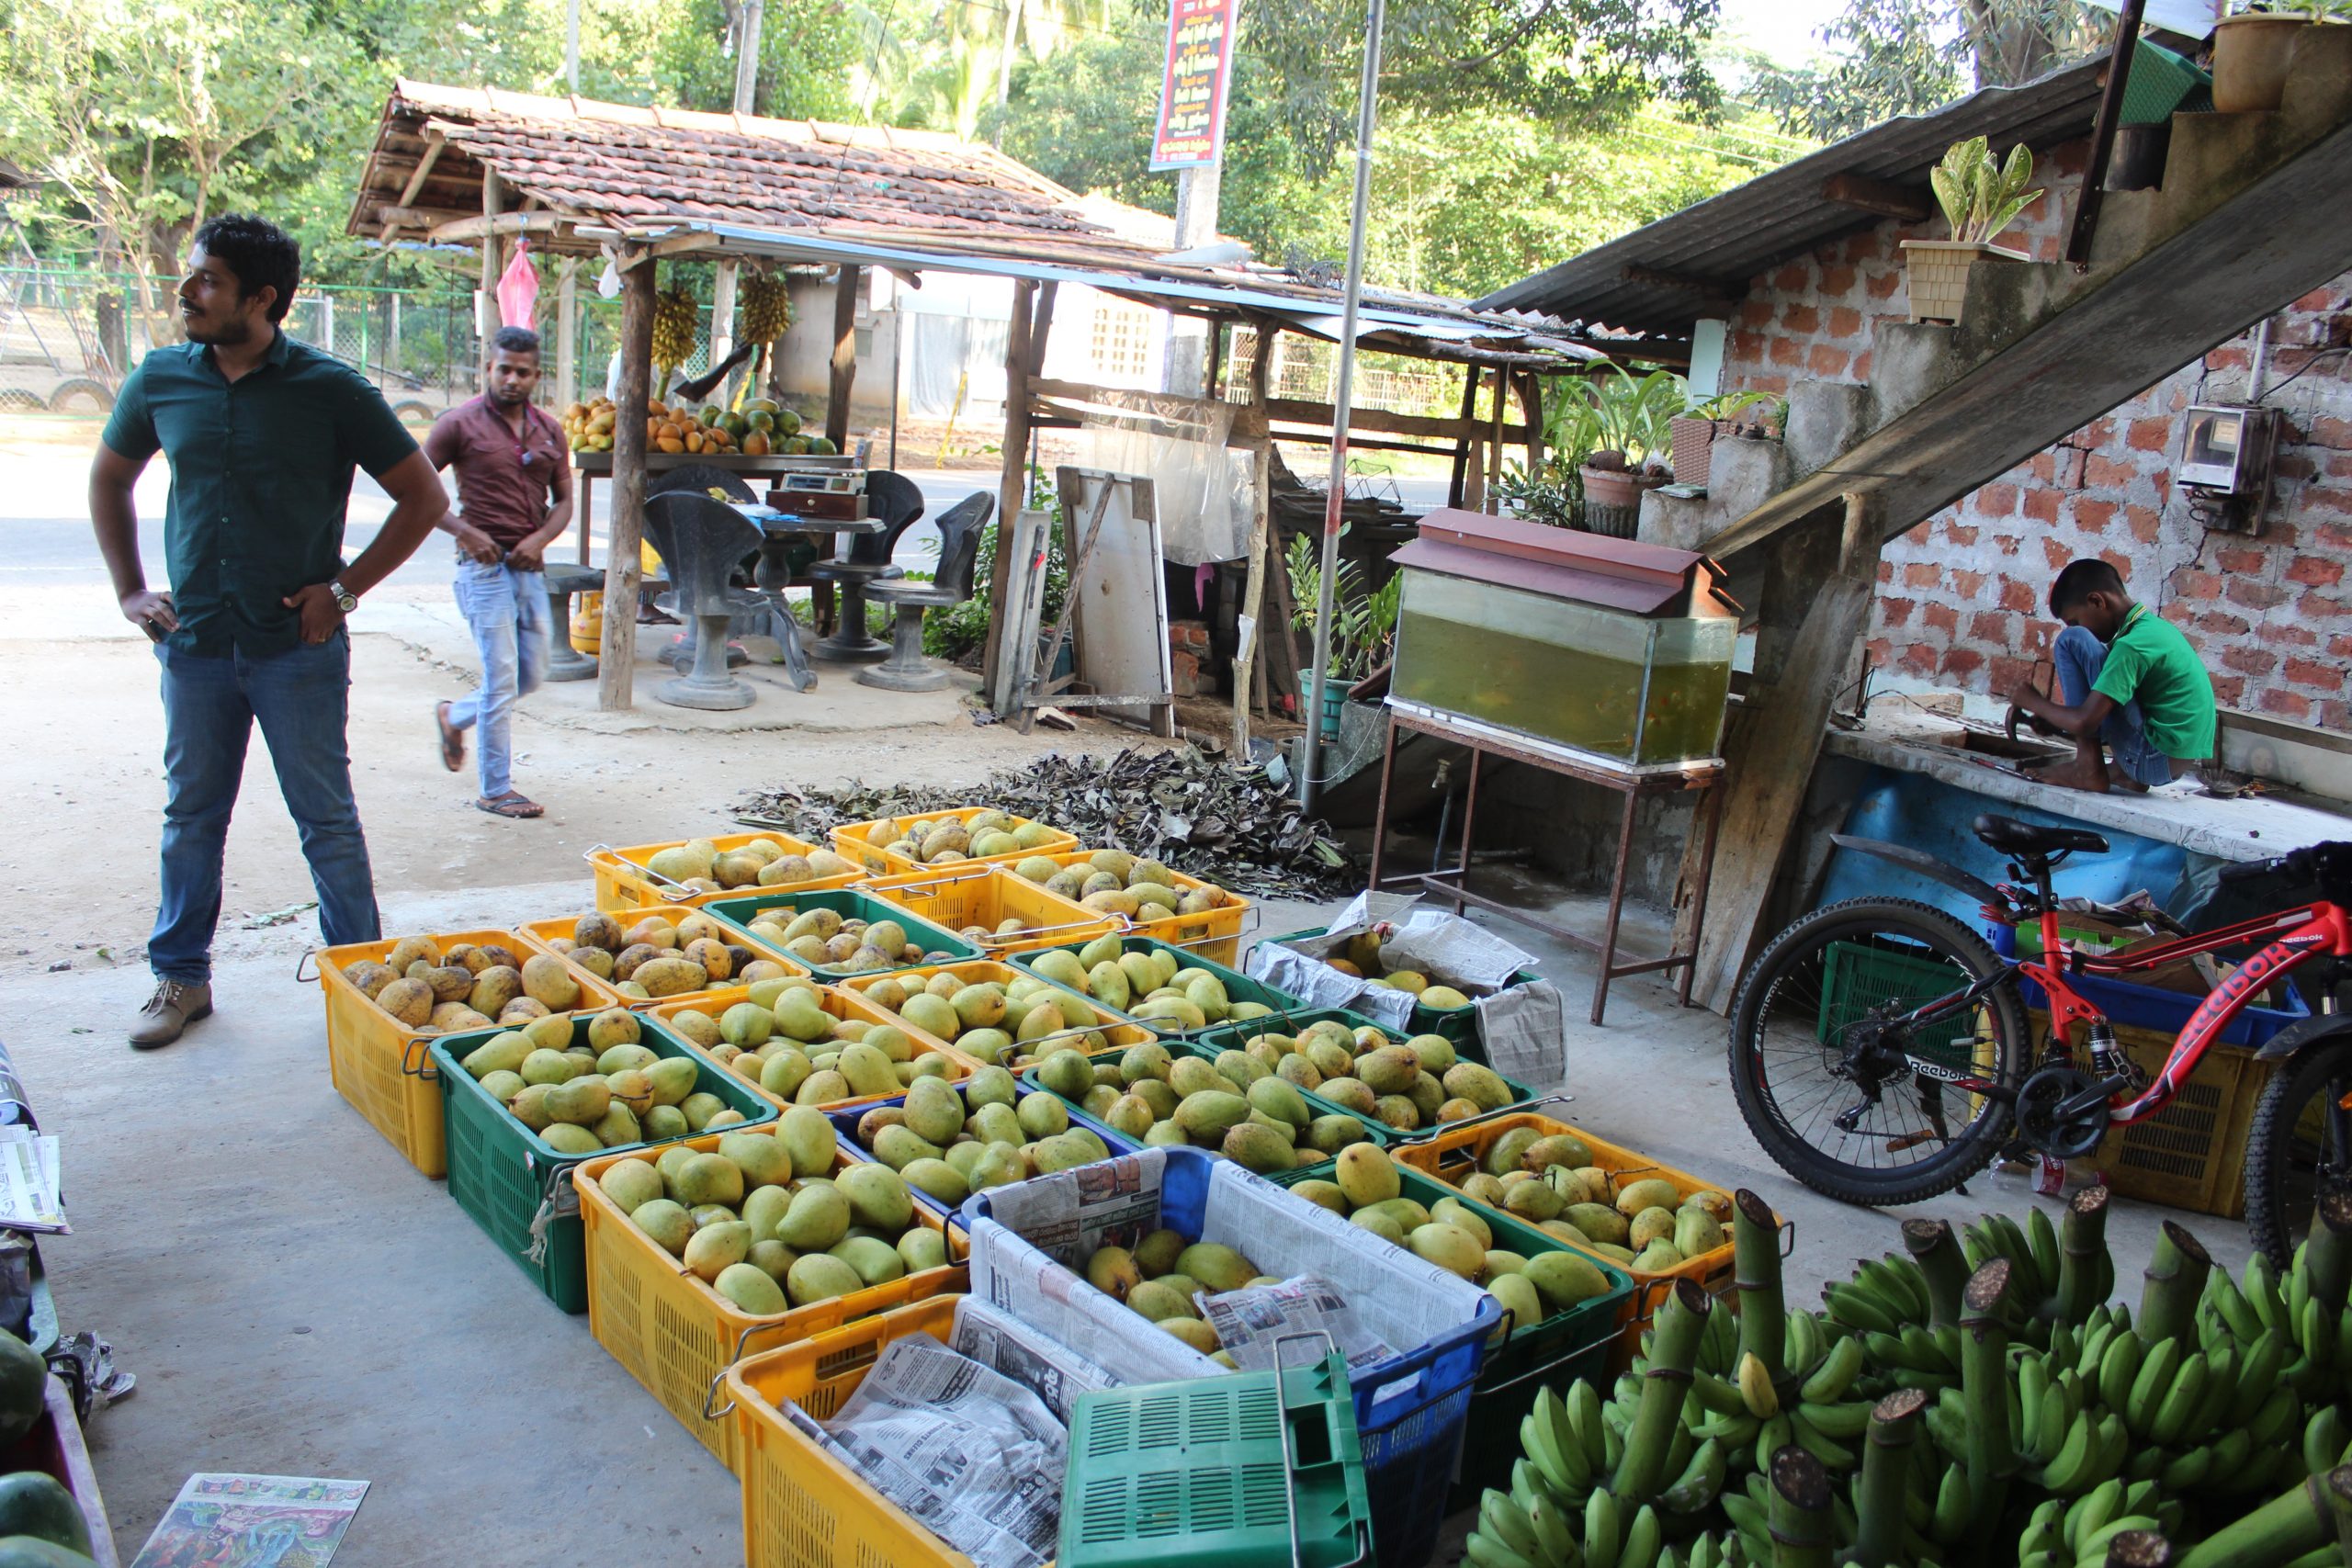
[428,211,567,244]
[1821,171,1932,222]
[1621,264,1744,301]
[1263,397,1521,445]
[396,131,448,208]
[598,257,657,712]
[1681,493,1881,1011]
[1231,326,1277,755]
[1028,281,1058,378]
[825,264,861,453]
[980,278,1038,699]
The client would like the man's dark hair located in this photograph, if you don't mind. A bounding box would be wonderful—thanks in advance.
[492,325,542,356]
[190,214,300,323]
[2050,558,2127,615]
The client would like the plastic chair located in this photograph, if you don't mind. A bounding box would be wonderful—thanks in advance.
[857,491,992,692]
[642,491,770,710]
[540,561,601,682]
[809,470,924,661]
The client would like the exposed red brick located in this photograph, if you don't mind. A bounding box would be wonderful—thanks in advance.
[1923,603,1959,636]
[1990,655,2035,694]
[2126,418,2172,454]
[1900,642,1938,675]
[2286,657,2346,691]
[2225,577,2291,610]
[1769,337,1803,367]
[2211,674,2247,705]
[1969,610,2012,644]
[1808,344,1851,378]
[1949,568,1985,598]
[2309,414,2352,447]
[2074,499,2119,532]
[2323,700,2352,732]
[1826,306,1864,339]
[2170,569,2222,600]
[2216,546,2267,575]
[2124,505,2161,545]
[1880,596,1915,626]
[1978,483,2020,516]
[1865,269,1902,300]
[1772,264,1808,294]
[2020,621,2053,656]
[2023,490,2061,524]
[1850,350,1874,380]
[1820,265,1859,299]
[1904,561,1939,589]
[2261,688,2312,719]
[1942,648,1986,677]
[2043,537,2074,570]
[1781,303,1821,334]
[2082,455,2139,490]
[2223,646,2278,675]
[2000,576,2038,613]
[2190,609,2251,637]
[1945,523,1980,547]
[1875,559,1894,583]
[1739,299,1774,329]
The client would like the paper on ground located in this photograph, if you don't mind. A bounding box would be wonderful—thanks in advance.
[130,1474,368,1568]
[0,1130,65,1234]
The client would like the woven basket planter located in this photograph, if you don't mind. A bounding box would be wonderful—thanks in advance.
[1901,239,2030,326]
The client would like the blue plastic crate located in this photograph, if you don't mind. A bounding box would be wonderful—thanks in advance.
[965,1145,1498,1568]
[1988,924,2308,1048]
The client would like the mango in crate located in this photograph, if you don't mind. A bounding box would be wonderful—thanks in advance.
[1459,1131,1728,1270]
[1239,1019,1511,1134]
[670,979,949,1107]
[738,903,940,973]
[592,1111,949,1314]
[1014,850,1233,923]
[1029,1038,1373,1173]
[459,1008,735,1152]
[1030,934,1274,1034]
[840,1071,1114,1208]
[541,907,786,1000]
[345,933,549,1034]
[1080,1230,1267,1362]
[854,969,1116,1071]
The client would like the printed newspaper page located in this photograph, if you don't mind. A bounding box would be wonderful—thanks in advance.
[1194,1275,1393,1373]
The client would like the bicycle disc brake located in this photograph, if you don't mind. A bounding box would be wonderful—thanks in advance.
[2016,1065,2110,1159]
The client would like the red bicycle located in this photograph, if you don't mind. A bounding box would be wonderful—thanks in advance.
[1727,812,2352,1259]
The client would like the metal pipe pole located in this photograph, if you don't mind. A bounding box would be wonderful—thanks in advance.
[1299,0,1385,810]
[564,0,581,91]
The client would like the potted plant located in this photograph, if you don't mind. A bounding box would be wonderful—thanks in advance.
[1575,365,1684,533]
[1903,136,2043,325]
[1285,538,1401,739]
[1666,389,1773,490]
[2212,3,2335,112]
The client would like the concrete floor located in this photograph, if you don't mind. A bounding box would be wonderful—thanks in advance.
[11,874,2259,1563]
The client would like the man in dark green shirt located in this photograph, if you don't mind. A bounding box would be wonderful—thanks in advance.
[2007,558,2219,795]
[89,214,448,1047]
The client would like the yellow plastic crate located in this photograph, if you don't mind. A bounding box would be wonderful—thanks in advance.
[646,983,984,1114]
[586,829,864,910]
[830,807,1079,877]
[838,961,1157,1071]
[1394,1111,1764,1369]
[2034,1011,2273,1220]
[1026,850,1255,968]
[575,1136,969,1472]
[310,930,625,1178]
[723,1299,979,1568]
[863,863,1120,958]
[513,906,812,1014]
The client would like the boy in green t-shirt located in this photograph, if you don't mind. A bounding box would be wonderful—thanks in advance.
[2007,558,2218,794]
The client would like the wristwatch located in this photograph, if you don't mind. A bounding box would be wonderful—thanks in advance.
[330,579,359,615]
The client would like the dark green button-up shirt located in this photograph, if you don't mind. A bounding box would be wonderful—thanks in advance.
[101,330,419,656]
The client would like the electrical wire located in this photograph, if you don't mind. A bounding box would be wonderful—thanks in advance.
[2256,343,2350,402]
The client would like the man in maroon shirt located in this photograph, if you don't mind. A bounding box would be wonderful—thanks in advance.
[426,327,573,818]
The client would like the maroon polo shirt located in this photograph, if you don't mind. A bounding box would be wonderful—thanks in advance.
[424,395,568,550]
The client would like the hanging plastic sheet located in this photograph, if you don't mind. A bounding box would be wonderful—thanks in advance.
[1070,389,1254,566]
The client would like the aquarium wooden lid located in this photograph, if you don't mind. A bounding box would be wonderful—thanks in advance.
[1397,509,1740,618]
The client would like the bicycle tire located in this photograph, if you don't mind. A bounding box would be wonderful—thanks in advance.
[1727,896,2030,1207]
[2243,1035,2352,1265]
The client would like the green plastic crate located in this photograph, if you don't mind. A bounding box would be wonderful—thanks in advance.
[429,1014,778,1313]
[702,887,980,982]
[2119,39,2211,125]
[1010,934,1308,1038]
[1817,940,1973,1047]
[1266,924,1541,1066]
[1272,1163,1632,1495]
[1190,1010,1540,1145]
[1060,1343,1373,1568]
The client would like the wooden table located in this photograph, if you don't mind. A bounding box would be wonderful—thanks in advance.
[1366,701,1727,1025]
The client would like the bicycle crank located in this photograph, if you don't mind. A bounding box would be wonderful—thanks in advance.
[2015,1065,2119,1159]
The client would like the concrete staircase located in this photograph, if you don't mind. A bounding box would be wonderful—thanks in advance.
[1643,26,2352,562]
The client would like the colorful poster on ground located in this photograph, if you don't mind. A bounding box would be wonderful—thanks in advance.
[129,1474,369,1568]
[1148,0,1238,171]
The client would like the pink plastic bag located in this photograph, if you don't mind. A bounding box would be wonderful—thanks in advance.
[495,241,539,330]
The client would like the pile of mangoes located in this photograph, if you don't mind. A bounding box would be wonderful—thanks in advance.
[641,835,859,896]
[1080,1234,1269,1360]
[1027,937,1276,1034]
[1237,1019,1513,1134]
[458,1009,744,1153]
[841,1071,1116,1209]
[736,905,940,975]
[1010,848,1234,924]
[344,934,586,1035]
[853,969,1118,1070]
[1324,929,1474,1009]
[664,976,954,1106]
[865,810,1064,867]
[1463,1125,1730,1272]
[1029,1039,1375,1174]
[541,909,791,1000]
[588,1110,945,1315]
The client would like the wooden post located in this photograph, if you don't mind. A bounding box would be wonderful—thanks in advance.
[1486,367,1508,489]
[1679,492,1883,1010]
[1230,322,1277,754]
[1518,371,1544,478]
[1446,365,1477,507]
[825,265,861,453]
[597,255,657,712]
[477,170,503,348]
[980,278,1038,699]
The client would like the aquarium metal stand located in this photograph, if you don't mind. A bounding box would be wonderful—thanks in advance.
[1365,703,1725,1025]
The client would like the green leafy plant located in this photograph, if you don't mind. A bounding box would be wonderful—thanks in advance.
[1688,389,1772,423]
[1496,461,1580,528]
[1929,135,2044,244]
[1285,536,1402,682]
[1576,363,1688,468]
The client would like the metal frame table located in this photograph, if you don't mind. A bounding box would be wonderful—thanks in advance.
[1365,702,1727,1025]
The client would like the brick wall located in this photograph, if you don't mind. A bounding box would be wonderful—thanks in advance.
[1718,139,2352,732]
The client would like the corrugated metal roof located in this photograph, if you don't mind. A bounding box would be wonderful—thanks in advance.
[1476,57,2109,335]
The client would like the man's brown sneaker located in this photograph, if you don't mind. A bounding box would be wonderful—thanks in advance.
[130,980,212,1049]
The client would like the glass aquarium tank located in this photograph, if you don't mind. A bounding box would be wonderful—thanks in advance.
[1389,511,1738,769]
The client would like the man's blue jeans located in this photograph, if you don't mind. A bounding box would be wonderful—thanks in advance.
[2053,624,2174,786]
[447,559,548,800]
[150,629,379,985]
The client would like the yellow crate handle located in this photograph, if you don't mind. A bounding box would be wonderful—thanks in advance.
[400,1037,441,1081]
[976,913,1123,952]
[1384,1089,1574,1147]
[295,949,322,984]
[702,1317,808,1423]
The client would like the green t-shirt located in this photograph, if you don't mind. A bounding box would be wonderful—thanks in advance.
[101,331,418,656]
[2091,604,2218,761]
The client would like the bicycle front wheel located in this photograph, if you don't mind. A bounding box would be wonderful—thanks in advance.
[2244,1036,2352,1265]
[1727,897,2030,1207]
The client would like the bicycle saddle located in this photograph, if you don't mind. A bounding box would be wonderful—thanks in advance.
[1973,814,2109,858]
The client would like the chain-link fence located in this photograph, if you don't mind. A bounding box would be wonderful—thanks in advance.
[0,265,486,419]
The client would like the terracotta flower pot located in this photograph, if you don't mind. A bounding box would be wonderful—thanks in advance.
[2211,13,2307,113]
[1579,465,1641,509]
[1900,239,2031,326]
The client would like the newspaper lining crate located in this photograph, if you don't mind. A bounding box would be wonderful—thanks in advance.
[645,984,987,1117]
[824,1083,1142,1232]
[513,905,813,1014]
[702,886,982,982]
[587,829,862,910]
[830,807,1079,876]
[1267,922,1542,1066]
[310,930,621,1178]
[574,1135,968,1472]
[864,863,1123,958]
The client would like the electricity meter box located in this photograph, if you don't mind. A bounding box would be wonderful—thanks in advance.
[1389,510,1741,769]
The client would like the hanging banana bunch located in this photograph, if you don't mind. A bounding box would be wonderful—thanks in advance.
[650,276,698,393]
[733,268,793,412]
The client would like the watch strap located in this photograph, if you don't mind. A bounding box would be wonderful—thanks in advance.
[330,578,359,612]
